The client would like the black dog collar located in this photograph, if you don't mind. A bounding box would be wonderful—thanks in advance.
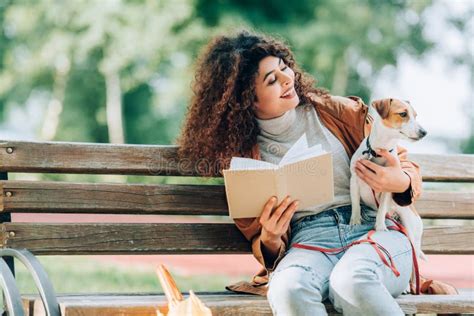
[362,137,394,159]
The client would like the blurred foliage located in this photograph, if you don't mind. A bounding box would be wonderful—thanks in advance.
[12,256,244,293]
[196,0,435,100]
[0,0,471,152]
[0,0,203,144]
[453,5,474,154]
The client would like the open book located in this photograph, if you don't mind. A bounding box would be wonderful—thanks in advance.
[223,133,334,219]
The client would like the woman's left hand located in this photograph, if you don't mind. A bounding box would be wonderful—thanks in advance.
[355,149,410,193]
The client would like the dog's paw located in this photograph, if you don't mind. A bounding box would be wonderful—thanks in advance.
[350,217,361,225]
[375,222,388,232]
[350,204,361,225]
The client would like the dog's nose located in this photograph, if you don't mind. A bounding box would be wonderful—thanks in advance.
[418,128,427,138]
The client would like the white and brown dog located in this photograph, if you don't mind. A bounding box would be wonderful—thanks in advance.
[349,98,427,260]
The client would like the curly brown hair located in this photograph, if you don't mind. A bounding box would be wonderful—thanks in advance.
[176,30,328,177]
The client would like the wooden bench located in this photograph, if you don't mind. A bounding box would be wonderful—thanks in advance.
[0,139,473,315]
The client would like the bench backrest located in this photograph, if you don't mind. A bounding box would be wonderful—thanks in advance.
[0,140,473,256]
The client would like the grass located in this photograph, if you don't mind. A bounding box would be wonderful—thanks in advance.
[11,256,241,295]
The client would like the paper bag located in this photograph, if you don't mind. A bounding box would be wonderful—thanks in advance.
[156,264,212,316]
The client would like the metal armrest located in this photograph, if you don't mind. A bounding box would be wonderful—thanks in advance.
[0,248,59,316]
[0,258,24,316]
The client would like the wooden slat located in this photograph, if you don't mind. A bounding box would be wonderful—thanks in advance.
[22,292,474,315]
[396,293,474,314]
[23,293,327,316]
[0,140,190,176]
[1,140,473,181]
[409,153,474,182]
[2,180,473,219]
[22,297,33,316]
[1,223,472,255]
[0,223,251,255]
[421,226,474,254]
[0,180,227,215]
[414,191,474,219]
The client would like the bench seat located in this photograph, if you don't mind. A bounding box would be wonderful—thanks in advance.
[22,290,474,316]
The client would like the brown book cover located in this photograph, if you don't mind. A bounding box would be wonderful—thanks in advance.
[223,134,334,219]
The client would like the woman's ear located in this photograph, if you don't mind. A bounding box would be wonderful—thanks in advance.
[253,97,262,113]
[253,99,259,108]
[371,98,391,119]
[253,94,259,106]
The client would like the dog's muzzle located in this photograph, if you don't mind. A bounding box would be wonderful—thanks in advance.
[417,128,427,139]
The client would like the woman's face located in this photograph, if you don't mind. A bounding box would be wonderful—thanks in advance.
[253,55,300,120]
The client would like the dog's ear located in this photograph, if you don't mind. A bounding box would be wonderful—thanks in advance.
[372,99,391,119]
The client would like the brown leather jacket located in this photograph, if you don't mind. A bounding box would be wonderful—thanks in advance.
[226,94,422,296]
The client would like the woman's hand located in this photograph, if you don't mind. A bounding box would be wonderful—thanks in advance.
[355,149,410,193]
[258,195,299,258]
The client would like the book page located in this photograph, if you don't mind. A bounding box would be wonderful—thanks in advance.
[278,133,309,166]
[280,144,324,166]
[279,133,326,166]
[229,157,277,170]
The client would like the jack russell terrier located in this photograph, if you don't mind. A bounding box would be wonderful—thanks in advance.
[349,98,427,261]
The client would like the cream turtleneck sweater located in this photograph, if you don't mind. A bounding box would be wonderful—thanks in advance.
[255,103,352,224]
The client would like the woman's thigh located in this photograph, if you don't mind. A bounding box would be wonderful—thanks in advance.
[332,229,413,297]
[272,209,345,297]
[269,247,338,301]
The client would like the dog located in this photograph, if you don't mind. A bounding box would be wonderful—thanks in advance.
[349,98,427,261]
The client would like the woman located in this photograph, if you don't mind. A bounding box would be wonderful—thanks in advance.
[177,30,421,315]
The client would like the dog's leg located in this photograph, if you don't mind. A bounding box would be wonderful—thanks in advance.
[350,174,362,225]
[375,192,391,231]
[396,206,427,261]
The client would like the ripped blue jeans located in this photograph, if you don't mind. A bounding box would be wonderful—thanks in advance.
[267,204,413,316]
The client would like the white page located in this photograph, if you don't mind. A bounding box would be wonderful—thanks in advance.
[227,133,326,170]
[280,144,325,166]
[279,133,326,166]
[288,143,322,160]
[278,133,309,166]
[229,157,277,170]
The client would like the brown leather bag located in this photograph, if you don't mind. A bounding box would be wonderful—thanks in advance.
[412,276,459,295]
[415,277,461,316]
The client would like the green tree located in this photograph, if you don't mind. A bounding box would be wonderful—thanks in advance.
[0,0,196,144]
[449,5,474,154]
[194,0,434,102]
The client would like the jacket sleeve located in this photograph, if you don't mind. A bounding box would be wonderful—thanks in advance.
[393,145,422,206]
[233,217,290,272]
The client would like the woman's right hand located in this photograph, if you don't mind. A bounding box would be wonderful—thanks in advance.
[259,195,299,253]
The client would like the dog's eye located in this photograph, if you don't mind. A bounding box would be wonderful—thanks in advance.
[399,112,408,118]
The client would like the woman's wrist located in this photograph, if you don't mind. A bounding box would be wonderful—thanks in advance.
[260,234,283,262]
[261,236,282,249]
[260,227,283,248]
[260,231,283,257]
[396,171,411,193]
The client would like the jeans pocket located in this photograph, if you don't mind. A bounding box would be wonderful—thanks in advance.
[292,212,335,232]
[360,206,378,223]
